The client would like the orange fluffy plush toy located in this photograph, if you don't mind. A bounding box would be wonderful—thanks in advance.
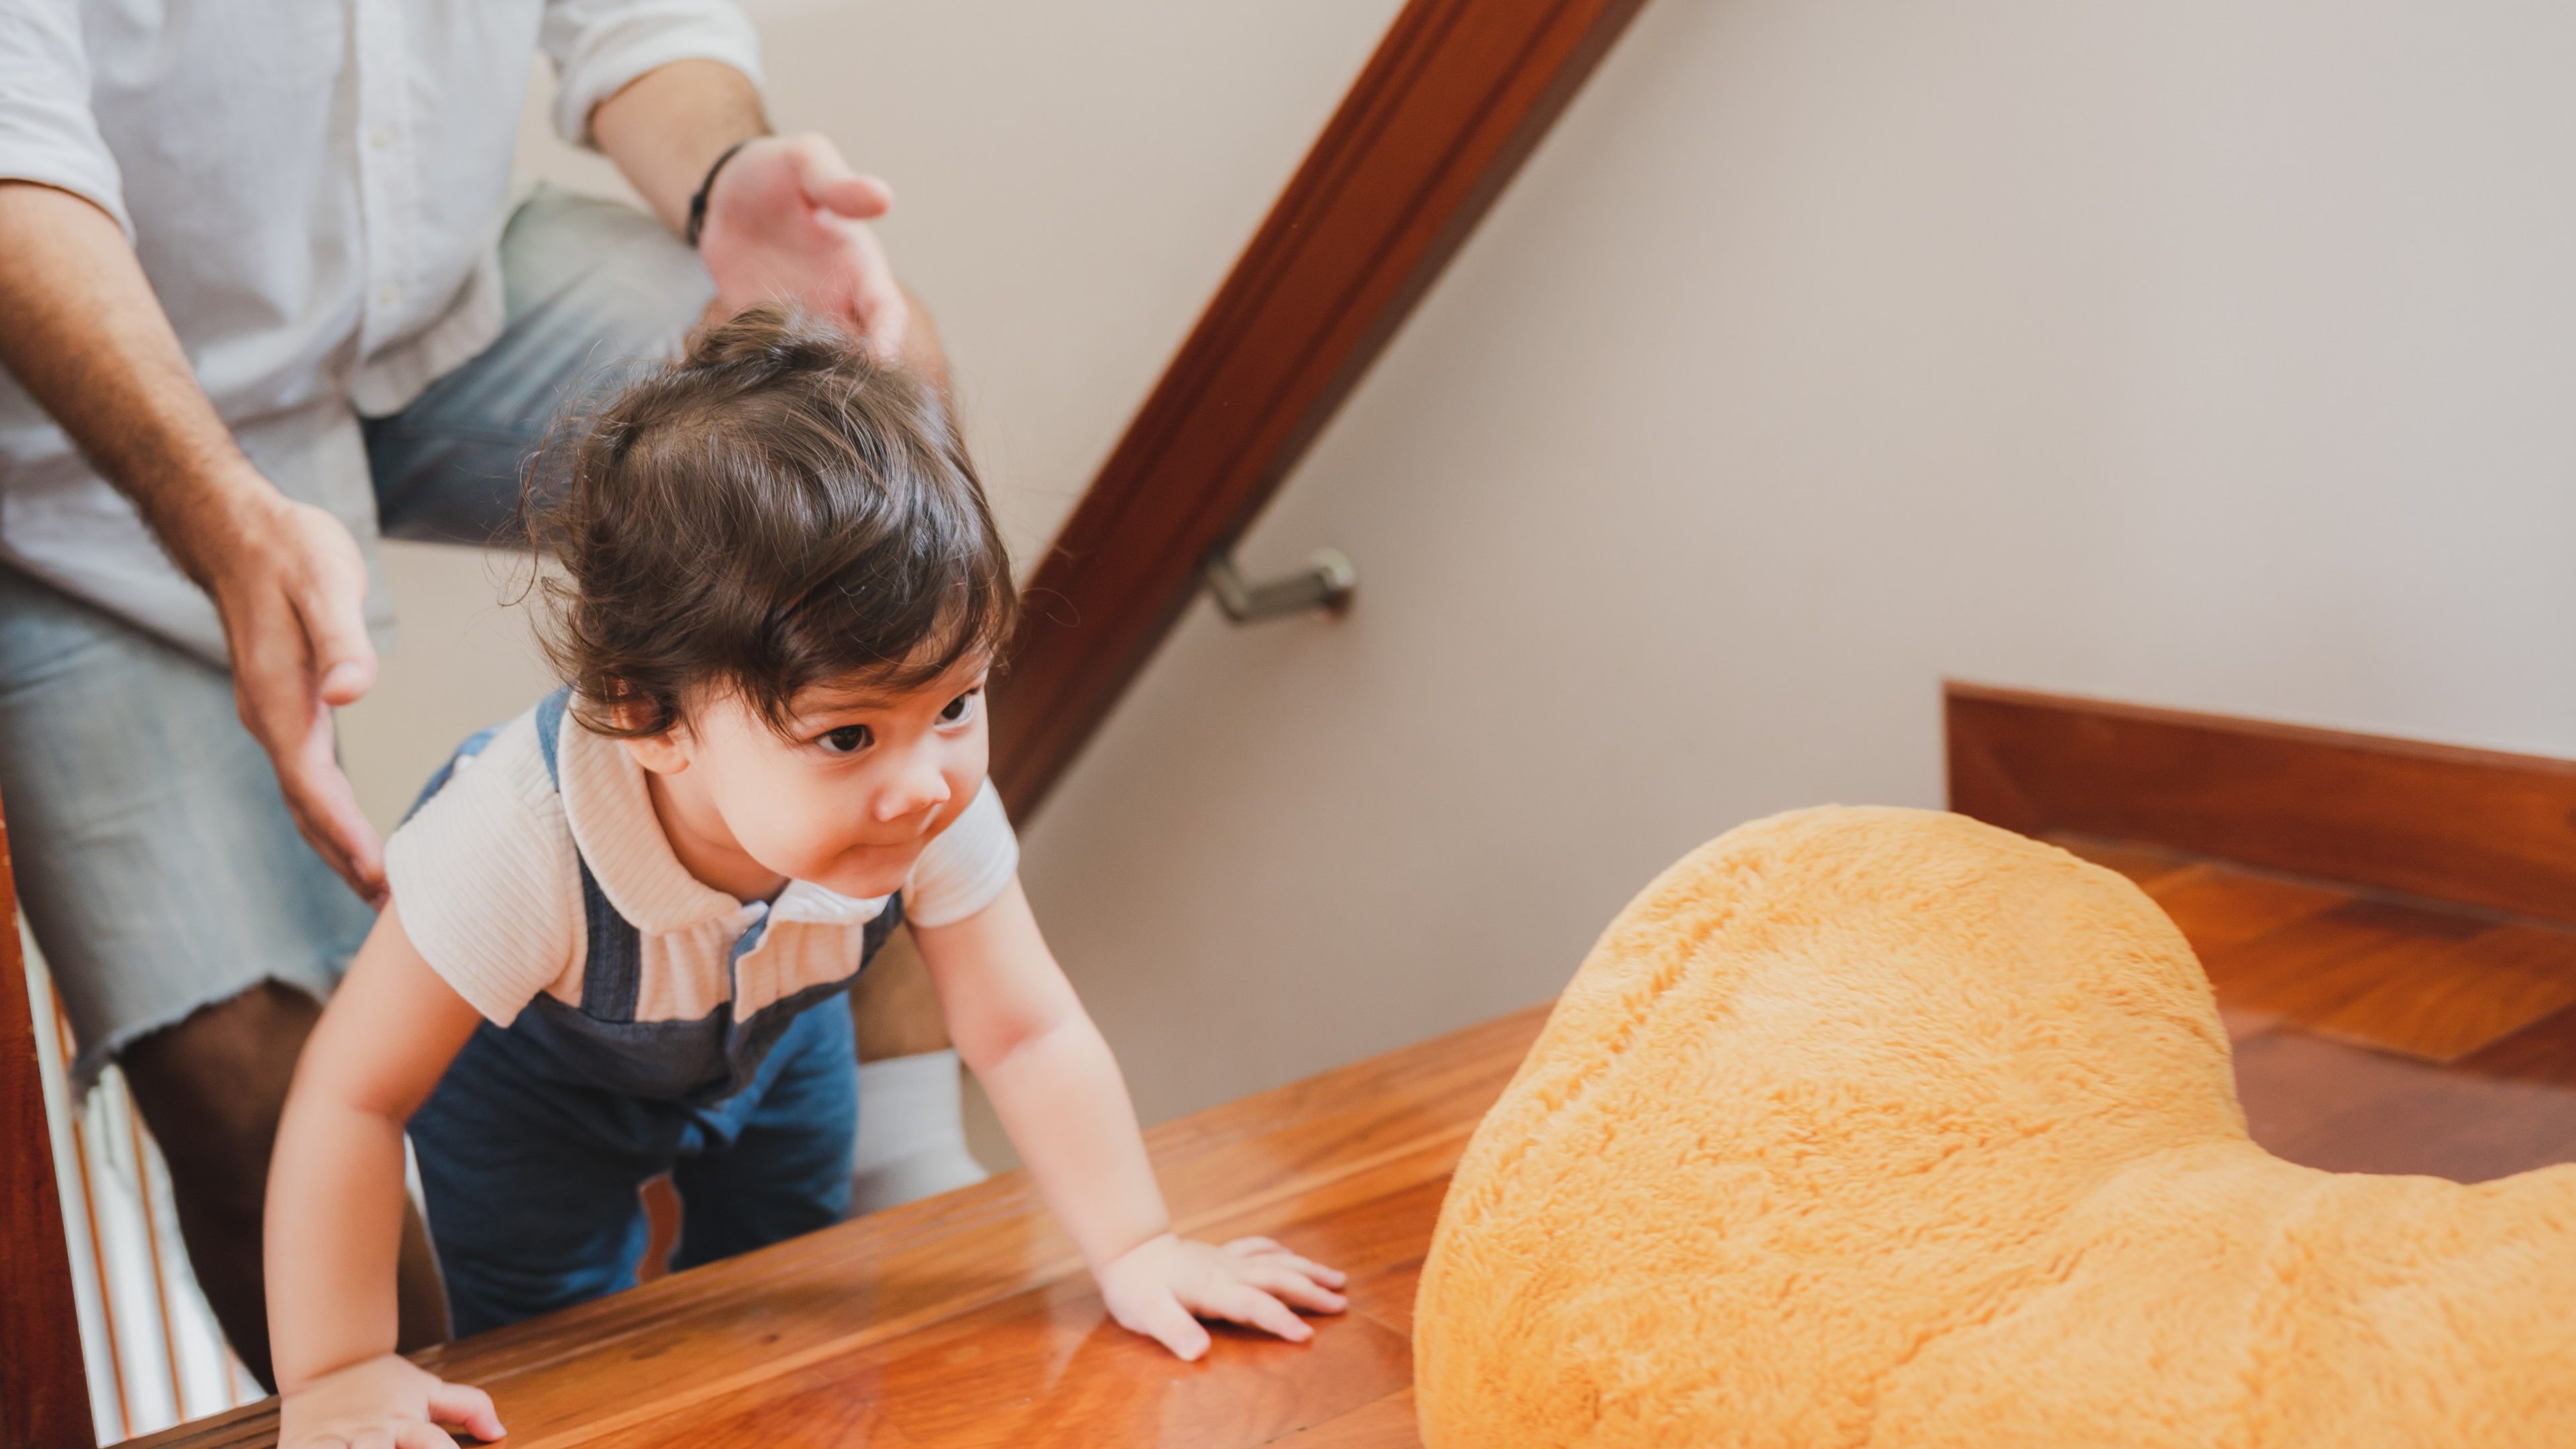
[1415,806,2576,1448]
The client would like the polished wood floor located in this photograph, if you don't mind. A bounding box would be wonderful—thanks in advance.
[2057,833,2576,1183]
[134,835,2576,1449]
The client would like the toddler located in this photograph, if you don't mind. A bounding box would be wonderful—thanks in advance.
[262,309,1345,1447]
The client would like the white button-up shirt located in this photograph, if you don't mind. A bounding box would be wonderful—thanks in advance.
[0,1,762,659]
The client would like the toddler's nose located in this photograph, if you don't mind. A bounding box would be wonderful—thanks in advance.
[874,753,951,823]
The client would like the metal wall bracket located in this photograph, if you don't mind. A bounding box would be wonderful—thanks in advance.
[1205,547,1357,624]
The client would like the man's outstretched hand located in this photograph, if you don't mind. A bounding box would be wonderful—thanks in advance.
[698,133,908,361]
[194,479,384,904]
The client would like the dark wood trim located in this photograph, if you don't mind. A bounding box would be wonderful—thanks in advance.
[990,0,1652,817]
[0,792,95,1449]
[1945,681,2576,927]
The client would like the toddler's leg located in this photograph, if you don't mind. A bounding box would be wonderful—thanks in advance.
[409,1029,681,1337]
[671,1004,857,1269]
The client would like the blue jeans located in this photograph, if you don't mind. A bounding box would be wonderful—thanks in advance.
[366,186,712,545]
[409,996,859,1337]
[0,186,710,1087]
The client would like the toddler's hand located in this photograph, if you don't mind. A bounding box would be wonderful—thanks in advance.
[1097,1232,1348,1360]
[278,1351,503,1449]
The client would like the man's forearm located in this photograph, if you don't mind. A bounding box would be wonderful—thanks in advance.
[0,181,274,578]
[590,58,769,236]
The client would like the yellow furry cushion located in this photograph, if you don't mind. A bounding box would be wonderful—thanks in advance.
[1415,806,2576,1448]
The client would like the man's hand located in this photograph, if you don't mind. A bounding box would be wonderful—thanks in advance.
[189,480,385,902]
[588,63,924,366]
[1096,1233,1348,1362]
[278,1352,501,1449]
[698,133,908,360]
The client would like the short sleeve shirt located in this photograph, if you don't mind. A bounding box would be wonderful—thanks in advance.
[384,698,1018,1032]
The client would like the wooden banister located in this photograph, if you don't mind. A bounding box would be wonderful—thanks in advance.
[1,792,95,1449]
[989,0,1651,817]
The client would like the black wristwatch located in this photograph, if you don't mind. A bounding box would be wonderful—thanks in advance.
[684,140,752,249]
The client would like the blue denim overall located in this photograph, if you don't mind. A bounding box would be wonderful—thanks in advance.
[405,690,901,1335]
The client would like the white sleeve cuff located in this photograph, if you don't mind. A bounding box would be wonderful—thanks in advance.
[904,782,1021,928]
[0,0,136,238]
[541,0,765,148]
[0,151,132,240]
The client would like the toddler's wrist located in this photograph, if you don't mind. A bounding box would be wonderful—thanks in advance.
[1096,1226,1178,1276]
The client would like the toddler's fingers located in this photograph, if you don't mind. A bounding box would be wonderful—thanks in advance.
[1224,1238,1347,1288]
[1248,1248,1346,1289]
[1123,1292,1213,1362]
[1198,1283,1314,1344]
[426,1380,504,1440]
[396,1426,463,1449]
[1240,1264,1347,1315]
[351,1432,396,1449]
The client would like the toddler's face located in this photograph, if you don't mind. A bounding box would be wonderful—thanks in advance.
[647,659,992,900]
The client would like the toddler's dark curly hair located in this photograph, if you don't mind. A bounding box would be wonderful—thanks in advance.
[523,305,1015,739]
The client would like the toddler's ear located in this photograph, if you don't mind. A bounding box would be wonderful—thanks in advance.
[619,729,692,776]
[604,694,694,775]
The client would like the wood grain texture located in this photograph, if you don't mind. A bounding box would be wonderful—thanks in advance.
[989,0,1652,818]
[2304,920,2576,1063]
[129,1008,1550,1449]
[2069,826,2576,1173]
[125,844,2576,1446]
[2069,829,2576,1064]
[863,1277,1411,1449]
[2233,1028,2576,1182]
[2457,1000,2576,1090]
[0,791,95,1449]
[1946,681,2576,926]
[1272,1389,1423,1448]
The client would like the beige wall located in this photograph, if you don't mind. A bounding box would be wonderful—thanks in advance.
[1011,0,2576,1128]
[346,3,2576,1142]
[337,0,1404,828]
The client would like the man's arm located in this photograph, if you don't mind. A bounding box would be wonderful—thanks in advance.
[0,181,385,897]
[588,59,934,373]
[584,57,768,235]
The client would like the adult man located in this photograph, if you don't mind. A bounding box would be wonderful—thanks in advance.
[0,1,931,1387]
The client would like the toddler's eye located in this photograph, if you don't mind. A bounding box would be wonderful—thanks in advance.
[818,724,872,755]
[939,690,981,725]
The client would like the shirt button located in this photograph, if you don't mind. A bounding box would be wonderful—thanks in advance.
[368,126,394,151]
[375,282,402,307]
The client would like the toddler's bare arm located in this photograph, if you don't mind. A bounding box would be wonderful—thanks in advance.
[267,904,501,1447]
[916,877,1346,1360]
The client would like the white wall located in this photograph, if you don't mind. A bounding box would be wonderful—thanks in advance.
[345,2,2576,1135]
[337,0,1403,828]
[1011,0,2576,1126]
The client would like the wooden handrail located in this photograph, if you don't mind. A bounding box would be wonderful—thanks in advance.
[990,0,1652,818]
[1,792,95,1449]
